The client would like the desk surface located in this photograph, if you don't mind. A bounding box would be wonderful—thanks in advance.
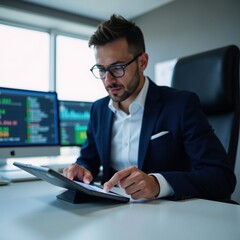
[1,181,240,240]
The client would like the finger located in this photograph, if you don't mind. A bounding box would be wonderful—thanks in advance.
[82,170,93,184]
[63,167,69,178]
[63,163,82,181]
[68,164,80,180]
[63,167,74,180]
[103,168,132,192]
[118,169,141,189]
[129,176,160,199]
[130,189,144,200]
[73,165,93,184]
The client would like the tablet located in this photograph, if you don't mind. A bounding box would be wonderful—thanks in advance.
[13,162,130,203]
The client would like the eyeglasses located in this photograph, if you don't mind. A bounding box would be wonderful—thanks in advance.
[90,53,142,80]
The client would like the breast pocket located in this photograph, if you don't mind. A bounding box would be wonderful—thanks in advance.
[149,131,173,159]
[150,131,169,140]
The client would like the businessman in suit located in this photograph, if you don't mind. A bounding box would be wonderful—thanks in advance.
[64,14,236,200]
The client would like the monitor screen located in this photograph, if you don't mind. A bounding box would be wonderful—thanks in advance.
[59,100,92,146]
[0,87,60,163]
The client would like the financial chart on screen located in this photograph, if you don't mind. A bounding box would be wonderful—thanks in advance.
[59,100,92,146]
[0,87,60,166]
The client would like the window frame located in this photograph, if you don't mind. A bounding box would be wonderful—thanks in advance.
[0,10,97,94]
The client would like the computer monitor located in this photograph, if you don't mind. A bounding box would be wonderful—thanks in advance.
[0,87,60,168]
[59,100,92,146]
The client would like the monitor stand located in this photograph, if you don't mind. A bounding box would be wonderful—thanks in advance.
[0,159,35,183]
[0,177,10,186]
[0,159,8,168]
[0,159,17,170]
[0,160,10,185]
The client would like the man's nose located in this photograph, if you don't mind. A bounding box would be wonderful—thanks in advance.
[104,71,115,85]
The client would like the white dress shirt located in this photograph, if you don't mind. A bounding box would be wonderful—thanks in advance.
[108,77,174,198]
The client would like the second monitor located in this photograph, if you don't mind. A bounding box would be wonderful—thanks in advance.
[59,100,92,146]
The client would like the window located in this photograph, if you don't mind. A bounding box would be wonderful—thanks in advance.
[0,24,107,102]
[0,24,50,91]
[56,35,106,101]
[155,59,177,87]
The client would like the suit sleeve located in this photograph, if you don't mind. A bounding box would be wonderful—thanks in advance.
[76,102,102,179]
[161,93,236,200]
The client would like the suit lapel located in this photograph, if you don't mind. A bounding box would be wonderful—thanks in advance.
[138,80,163,169]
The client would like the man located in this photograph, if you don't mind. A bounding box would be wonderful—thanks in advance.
[64,14,236,201]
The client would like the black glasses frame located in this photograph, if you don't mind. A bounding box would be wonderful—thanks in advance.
[90,53,143,80]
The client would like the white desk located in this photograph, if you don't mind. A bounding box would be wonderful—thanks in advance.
[1,181,240,240]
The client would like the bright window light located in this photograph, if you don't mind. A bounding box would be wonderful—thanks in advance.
[0,24,50,91]
[155,59,177,87]
[56,35,107,101]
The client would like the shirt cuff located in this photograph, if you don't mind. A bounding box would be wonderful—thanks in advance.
[149,173,174,198]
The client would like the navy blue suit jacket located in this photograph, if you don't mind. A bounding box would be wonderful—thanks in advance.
[77,79,236,200]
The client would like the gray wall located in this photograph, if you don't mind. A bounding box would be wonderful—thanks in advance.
[134,0,240,203]
[135,0,240,79]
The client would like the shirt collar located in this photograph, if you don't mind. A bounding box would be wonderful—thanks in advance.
[108,77,149,114]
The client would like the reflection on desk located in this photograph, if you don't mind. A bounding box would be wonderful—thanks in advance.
[1,181,240,240]
[0,155,75,182]
[0,170,40,182]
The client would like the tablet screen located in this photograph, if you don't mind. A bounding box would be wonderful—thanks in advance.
[74,181,121,197]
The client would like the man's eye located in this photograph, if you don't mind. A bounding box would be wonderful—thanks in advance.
[112,65,124,71]
[98,68,106,73]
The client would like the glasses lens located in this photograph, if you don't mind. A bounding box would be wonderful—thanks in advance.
[91,65,125,79]
[109,66,124,78]
[91,67,105,79]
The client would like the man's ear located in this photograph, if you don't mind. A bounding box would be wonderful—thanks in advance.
[139,52,148,71]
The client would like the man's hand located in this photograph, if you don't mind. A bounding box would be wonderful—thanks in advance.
[103,166,160,199]
[63,163,93,184]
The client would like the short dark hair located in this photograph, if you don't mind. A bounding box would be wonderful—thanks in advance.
[88,14,145,55]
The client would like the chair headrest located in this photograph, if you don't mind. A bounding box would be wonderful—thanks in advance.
[171,45,239,114]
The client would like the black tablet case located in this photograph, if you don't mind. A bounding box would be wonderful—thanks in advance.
[13,162,129,203]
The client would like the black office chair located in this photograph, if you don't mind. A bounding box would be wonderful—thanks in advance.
[171,45,240,171]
